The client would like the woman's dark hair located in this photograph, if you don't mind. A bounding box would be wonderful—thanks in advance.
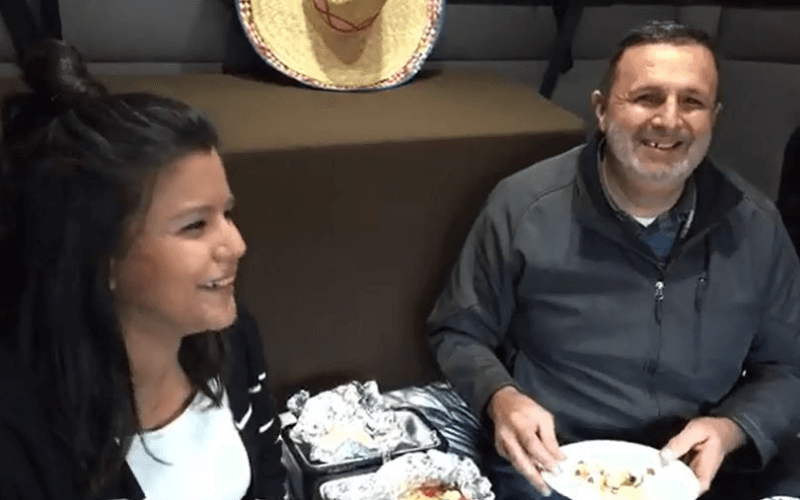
[0,39,231,495]
[598,20,722,103]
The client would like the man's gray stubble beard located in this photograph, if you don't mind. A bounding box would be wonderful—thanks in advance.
[604,119,712,185]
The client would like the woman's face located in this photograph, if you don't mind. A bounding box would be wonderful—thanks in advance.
[111,148,247,340]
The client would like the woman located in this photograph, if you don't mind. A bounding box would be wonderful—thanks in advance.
[0,40,285,500]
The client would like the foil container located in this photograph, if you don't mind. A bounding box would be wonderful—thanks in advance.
[319,450,495,500]
[286,381,436,465]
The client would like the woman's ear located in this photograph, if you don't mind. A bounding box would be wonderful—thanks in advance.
[591,90,608,133]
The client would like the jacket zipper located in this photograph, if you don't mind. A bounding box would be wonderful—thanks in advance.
[695,275,708,312]
[654,280,664,324]
[646,278,665,414]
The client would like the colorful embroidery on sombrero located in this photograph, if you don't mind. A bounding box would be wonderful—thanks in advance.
[237,0,443,90]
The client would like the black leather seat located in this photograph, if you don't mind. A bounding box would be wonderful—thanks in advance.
[778,126,800,253]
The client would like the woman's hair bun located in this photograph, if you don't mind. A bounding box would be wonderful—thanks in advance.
[19,39,107,104]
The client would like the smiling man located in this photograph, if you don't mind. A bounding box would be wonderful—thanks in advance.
[428,21,800,500]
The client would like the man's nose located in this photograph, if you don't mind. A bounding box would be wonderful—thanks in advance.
[652,96,682,131]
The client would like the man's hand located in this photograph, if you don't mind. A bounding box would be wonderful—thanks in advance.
[487,385,566,496]
[660,416,747,494]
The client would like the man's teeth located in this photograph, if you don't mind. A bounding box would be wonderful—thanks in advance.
[644,140,680,149]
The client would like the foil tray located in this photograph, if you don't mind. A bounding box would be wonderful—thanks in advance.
[318,450,496,500]
[283,407,446,475]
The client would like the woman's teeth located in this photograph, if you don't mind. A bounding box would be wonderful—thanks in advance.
[201,277,234,289]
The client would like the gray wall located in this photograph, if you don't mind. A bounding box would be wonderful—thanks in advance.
[0,1,797,198]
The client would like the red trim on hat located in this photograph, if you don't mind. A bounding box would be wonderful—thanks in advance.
[312,0,381,33]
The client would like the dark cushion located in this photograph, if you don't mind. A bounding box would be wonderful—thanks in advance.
[384,381,487,465]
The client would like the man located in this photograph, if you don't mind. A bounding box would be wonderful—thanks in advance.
[428,20,800,500]
[778,126,800,252]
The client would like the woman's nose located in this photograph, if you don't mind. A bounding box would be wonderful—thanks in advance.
[215,220,247,261]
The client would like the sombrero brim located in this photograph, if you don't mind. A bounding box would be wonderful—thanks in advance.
[236,0,445,91]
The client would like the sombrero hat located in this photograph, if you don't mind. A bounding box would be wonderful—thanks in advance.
[236,0,445,91]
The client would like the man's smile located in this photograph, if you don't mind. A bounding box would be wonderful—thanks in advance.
[641,140,683,150]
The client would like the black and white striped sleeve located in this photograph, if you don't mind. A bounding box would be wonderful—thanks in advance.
[236,306,287,500]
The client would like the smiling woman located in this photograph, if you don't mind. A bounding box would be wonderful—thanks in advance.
[0,40,285,500]
[112,148,247,433]
[112,150,246,356]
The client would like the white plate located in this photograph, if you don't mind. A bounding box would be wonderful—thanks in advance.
[541,440,701,500]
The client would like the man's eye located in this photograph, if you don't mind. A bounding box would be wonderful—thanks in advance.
[635,95,660,104]
[684,97,704,107]
[224,209,234,220]
[182,220,206,232]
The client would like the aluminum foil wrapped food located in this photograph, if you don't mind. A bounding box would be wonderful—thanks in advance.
[286,381,417,464]
[319,449,495,500]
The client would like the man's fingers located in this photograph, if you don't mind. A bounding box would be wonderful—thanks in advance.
[539,422,567,462]
[521,430,563,474]
[661,424,707,465]
[503,438,553,497]
[688,445,724,493]
[495,440,508,461]
[490,394,562,497]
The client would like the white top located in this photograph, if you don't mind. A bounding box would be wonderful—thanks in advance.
[633,215,657,227]
[126,381,251,500]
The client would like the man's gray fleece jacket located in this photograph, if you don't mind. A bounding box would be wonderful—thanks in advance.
[428,138,800,466]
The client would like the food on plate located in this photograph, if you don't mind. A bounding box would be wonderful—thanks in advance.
[573,460,656,499]
[399,482,468,500]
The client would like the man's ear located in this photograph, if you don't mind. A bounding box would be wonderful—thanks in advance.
[712,101,723,126]
[109,258,117,291]
[591,90,608,133]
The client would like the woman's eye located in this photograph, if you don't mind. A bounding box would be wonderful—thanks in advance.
[224,209,234,220]
[182,220,206,232]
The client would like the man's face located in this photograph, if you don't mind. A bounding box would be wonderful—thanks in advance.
[593,43,720,185]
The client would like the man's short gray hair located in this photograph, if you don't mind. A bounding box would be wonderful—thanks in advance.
[598,20,722,103]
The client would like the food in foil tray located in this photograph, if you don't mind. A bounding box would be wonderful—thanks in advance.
[572,460,655,499]
[287,381,426,464]
[398,482,468,500]
[383,451,494,500]
[319,449,495,500]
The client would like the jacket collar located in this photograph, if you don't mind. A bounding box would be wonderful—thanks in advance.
[575,135,744,253]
